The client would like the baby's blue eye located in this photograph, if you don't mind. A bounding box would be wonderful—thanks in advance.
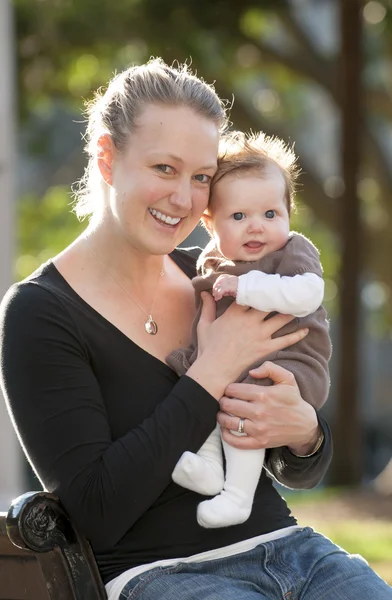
[233,212,245,221]
[265,210,276,219]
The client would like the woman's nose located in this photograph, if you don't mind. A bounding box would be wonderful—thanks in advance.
[169,180,192,212]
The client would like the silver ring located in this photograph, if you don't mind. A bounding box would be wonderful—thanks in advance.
[237,418,245,434]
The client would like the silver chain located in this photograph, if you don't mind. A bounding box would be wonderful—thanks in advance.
[89,247,164,334]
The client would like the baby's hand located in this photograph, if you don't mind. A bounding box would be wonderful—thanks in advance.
[213,274,239,301]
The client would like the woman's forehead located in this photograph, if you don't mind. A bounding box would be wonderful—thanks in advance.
[129,104,219,161]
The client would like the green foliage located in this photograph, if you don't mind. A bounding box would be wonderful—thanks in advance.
[17,186,85,280]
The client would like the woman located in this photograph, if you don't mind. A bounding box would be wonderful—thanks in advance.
[1,58,390,599]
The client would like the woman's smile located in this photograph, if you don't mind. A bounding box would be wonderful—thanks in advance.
[148,208,183,227]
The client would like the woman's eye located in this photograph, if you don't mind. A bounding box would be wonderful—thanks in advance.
[193,174,211,184]
[155,164,173,174]
[233,212,245,221]
[265,210,276,219]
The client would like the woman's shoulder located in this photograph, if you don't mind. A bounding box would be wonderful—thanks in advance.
[0,261,73,327]
[170,246,203,279]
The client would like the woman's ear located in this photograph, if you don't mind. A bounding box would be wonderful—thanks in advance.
[97,134,115,185]
[200,211,214,236]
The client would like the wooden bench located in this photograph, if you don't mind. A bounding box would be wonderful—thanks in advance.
[0,491,107,599]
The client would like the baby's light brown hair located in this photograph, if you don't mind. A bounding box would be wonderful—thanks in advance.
[209,130,301,217]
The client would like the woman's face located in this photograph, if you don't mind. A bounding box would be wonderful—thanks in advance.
[103,104,220,255]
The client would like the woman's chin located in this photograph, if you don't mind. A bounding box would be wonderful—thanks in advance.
[148,217,195,251]
[140,233,182,256]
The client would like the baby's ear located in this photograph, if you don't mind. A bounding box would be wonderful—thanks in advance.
[200,211,214,236]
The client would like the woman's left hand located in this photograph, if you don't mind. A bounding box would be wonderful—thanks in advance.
[217,361,320,454]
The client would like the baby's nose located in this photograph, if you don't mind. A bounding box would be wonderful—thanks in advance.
[247,218,264,233]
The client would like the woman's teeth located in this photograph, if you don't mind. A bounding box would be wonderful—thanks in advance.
[149,208,181,225]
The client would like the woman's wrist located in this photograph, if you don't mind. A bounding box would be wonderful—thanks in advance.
[287,423,324,457]
[186,358,228,401]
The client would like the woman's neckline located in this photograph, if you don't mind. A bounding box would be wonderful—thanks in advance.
[42,251,194,376]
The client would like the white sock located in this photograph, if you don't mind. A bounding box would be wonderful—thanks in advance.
[197,440,265,528]
[172,424,224,496]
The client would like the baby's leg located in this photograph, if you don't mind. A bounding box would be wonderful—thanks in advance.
[172,424,224,496]
[197,440,265,528]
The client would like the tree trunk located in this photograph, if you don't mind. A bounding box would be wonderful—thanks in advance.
[329,0,363,485]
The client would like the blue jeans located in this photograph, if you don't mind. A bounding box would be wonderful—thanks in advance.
[119,528,392,599]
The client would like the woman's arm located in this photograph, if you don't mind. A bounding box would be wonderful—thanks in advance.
[0,283,219,549]
[0,284,309,549]
[216,362,332,489]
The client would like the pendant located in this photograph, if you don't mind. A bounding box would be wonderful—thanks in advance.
[145,316,158,335]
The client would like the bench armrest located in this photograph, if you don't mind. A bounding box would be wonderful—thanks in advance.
[7,491,76,552]
[6,491,107,599]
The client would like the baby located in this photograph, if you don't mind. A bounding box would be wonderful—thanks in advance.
[167,131,332,529]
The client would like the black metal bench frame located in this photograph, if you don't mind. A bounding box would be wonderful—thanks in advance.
[0,491,107,599]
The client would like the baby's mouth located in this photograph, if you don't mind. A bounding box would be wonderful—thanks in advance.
[244,241,264,249]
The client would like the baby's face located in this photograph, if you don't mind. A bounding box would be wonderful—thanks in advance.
[209,169,290,262]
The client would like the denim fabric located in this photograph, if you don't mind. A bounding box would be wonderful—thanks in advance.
[119,528,392,599]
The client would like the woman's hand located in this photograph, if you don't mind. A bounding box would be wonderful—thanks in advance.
[187,293,309,401]
[217,361,320,453]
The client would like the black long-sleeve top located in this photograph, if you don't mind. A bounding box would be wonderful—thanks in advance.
[0,247,332,584]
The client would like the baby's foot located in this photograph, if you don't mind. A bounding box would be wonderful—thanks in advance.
[172,452,224,496]
[197,491,252,528]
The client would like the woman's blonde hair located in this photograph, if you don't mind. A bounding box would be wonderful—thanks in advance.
[211,130,300,215]
[73,57,229,219]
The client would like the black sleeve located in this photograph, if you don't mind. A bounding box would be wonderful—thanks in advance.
[0,283,218,549]
[264,415,332,489]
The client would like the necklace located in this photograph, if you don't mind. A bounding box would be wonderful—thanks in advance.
[90,248,164,335]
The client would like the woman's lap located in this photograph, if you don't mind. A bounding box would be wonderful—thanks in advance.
[119,528,392,600]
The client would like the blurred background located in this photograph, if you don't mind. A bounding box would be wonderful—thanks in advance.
[0,0,391,581]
